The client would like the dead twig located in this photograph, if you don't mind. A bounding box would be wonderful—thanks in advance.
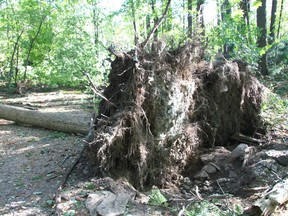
[54,147,85,216]
[216,180,233,213]
[83,71,116,107]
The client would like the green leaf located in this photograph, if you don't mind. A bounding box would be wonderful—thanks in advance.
[148,188,168,206]
[253,0,262,8]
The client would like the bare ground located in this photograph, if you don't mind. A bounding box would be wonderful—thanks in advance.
[0,90,92,215]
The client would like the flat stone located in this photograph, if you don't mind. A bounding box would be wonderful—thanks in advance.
[200,154,215,164]
[97,193,130,216]
[265,150,288,166]
[202,163,218,174]
[85,191,130,216]
[217,178,230,183]
[194,170,209,181]
[85,191,113,216]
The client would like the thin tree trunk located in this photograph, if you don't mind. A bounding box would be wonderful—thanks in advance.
[183,0,186,31]
[15,43,20,84]
[196,0,205,35]
[92,0,99,56]
[141,0,171,49]
[163,0,172,32]
[269,0,277,44]
[256,0,268,75]
[240,0,251,42]
[150,0,158,51]
[23,14,47,81]
[277,0,284,39]
[221,0,232,58]
[216,0,221,25]
[146,14,151,38]
[187,0,193,38]
[131,0,139,46]
[8,30,24,86]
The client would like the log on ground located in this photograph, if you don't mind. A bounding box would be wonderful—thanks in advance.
[0,104,90,135]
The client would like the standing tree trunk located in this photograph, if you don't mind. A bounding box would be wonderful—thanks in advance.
[15,42,20,84]
[151,0,158,51]
[216,0,221,25]
[187,0,193,38]
[162,0,172,32]
[23,14,47,81]
[256,0,268,76]
[221,0,232,58]
[92,0,99,56]
[146,12,151,38]
[240,0,251,42]
[269,0,277,44]
[277,0,284,39]
[130,0,139,46]
[8,30,23,86]
[196,0,205,35]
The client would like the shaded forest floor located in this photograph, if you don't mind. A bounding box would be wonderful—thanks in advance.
[0,84,287,215]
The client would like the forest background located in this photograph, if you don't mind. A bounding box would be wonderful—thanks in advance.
[0,0,287,90]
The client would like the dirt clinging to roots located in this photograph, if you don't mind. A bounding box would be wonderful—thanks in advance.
[85,42,264,189]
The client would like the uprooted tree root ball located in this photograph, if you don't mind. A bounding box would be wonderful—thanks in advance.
[85,42,264,189]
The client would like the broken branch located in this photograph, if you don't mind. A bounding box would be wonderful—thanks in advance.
[140,0,172,49]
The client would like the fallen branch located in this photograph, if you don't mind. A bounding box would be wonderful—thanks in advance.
[55,146,85,216]
[231,133,264,145]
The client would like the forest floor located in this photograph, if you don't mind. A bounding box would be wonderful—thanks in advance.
[0,86,287,216]
[0,90,93,215]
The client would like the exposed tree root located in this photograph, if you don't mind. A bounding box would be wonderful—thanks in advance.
[85,41,264,189]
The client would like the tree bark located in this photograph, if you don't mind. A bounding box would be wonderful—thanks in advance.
[269,0,277,44]
[256,0,268,76]
[277,0,284,39]
[0,104,89,135]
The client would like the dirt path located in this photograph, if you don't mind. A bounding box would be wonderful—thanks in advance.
[0,90,92,215]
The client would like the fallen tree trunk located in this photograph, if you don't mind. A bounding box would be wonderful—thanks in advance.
[0,104,90,135]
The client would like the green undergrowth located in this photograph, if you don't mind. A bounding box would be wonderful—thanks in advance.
[147,188,243,216]
[261,87,288,131]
